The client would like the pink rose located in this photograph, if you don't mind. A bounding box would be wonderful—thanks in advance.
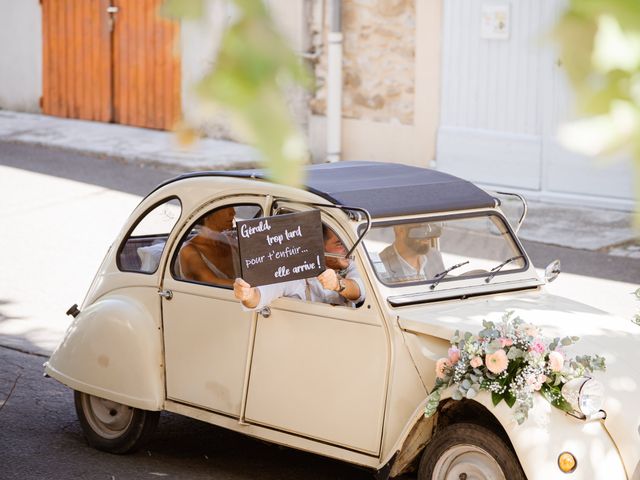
[448,346,461,364]
[548,351,564,372]
[530,340,545,354]
[499,337,514,348]
[470,356,483,368]
[534,374,547,390]
[486,349,509,374]
[435,358,452,379]
[526,373,547,391]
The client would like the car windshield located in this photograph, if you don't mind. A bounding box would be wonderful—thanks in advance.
[363,213,526,287]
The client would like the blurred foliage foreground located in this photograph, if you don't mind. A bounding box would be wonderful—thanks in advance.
[554,0,640,223]
[161,0,313,186]
[162,0,640,216]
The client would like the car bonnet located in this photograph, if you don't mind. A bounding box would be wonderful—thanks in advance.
[396,289,640,476]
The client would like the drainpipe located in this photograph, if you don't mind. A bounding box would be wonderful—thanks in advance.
[326,0,342,163]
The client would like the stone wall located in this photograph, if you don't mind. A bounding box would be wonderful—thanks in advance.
[310,0,416,125]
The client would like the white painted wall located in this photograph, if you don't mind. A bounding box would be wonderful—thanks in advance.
[180,0,309,138]
[437,0,635,210]
[0,0,42,112]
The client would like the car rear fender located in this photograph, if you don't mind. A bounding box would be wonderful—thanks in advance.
[45,291,164,411]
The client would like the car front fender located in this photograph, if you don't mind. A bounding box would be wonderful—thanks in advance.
[45,291,164,411]
[389,390,627,480]
[448,390,626,480]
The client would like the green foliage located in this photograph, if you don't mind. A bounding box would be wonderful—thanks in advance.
[424,312,606,425]
[540,383,574,413]
[553,0,640,224]
[160,0,204,19]
[161,0,313,186]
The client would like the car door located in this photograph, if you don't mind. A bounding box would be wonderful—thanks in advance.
[243,212,389,455]
[160,199,263,417]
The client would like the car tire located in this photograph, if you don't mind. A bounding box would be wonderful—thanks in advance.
[74,390,160,454]
[417,422,526,480]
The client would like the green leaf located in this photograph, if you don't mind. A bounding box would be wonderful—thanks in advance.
[504,391,517,408]
[160,0,204,20]
[507,347,524,360]
[540,384,574,413]
[492,392,503,406]
[424,388,442,418]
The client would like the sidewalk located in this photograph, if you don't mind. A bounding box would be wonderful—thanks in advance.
[1,110,638,255]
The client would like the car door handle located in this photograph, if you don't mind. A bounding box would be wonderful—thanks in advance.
[258,306,271,318]
[158,289,173,300]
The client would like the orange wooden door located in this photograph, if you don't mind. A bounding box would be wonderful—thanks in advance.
[42,0,181,130]
[113,0,181,130]
[42,0,112,121]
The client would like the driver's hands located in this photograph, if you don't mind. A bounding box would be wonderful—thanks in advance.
[317,269,340,292]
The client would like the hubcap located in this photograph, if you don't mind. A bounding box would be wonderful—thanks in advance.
[81,393,134,439]
[433,445,506,480]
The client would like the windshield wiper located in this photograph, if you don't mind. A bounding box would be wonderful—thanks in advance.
[430,260,470,290]
[484,255,524,283]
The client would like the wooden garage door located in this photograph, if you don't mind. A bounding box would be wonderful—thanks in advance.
[42,0,112,121]
[42,0,180,130]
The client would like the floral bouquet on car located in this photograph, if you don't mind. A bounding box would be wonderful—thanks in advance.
[425,311,606,425]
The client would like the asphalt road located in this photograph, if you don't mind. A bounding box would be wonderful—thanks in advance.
[0,141,638,479]
[0,347,374,480]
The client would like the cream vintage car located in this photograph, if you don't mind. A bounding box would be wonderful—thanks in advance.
[44,161,638,479]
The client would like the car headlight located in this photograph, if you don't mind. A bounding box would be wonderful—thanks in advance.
[561,377,605,417]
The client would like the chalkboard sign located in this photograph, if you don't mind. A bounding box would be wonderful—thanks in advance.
[236,210,326,287]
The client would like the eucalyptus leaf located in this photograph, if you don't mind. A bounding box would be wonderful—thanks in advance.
[507,348,524,360]
[424,388,442,418]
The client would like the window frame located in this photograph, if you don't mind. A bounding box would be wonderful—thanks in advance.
[360,210,529,289]
[116,196,182,275]
[170,202,264,289]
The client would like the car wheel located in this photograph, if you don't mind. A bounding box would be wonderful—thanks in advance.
[417,423,525,480]
[74,390,159,454]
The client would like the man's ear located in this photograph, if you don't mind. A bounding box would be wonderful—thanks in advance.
[393,225,405,239]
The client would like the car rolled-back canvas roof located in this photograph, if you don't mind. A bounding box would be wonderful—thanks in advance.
[153,161,497,218]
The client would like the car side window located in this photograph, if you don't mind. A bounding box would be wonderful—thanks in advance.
[173,204,263,288]
[272,209,365,308]
[117,197,182,274]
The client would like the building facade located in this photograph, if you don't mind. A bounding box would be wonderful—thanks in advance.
[0,0,634,210]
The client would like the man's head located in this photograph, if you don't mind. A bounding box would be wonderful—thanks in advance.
[393,222,441,255]
[203,207,236,232]
[322,225,349,270]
